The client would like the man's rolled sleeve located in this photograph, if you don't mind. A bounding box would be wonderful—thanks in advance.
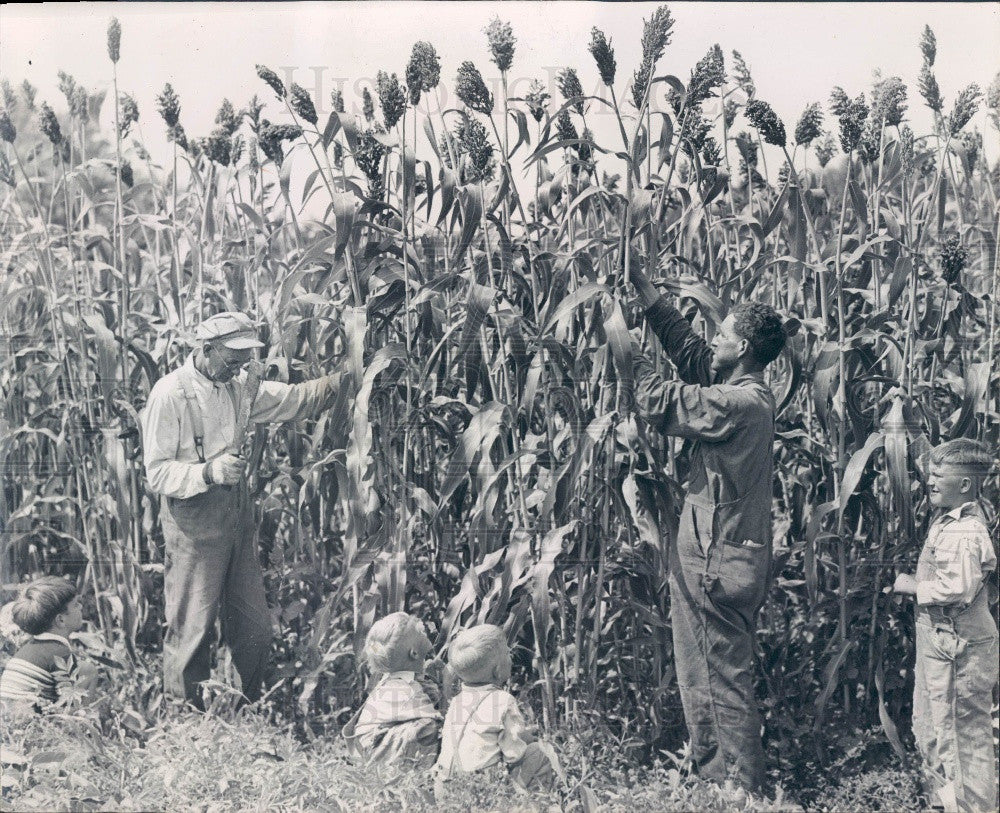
[250,373,343,424]
[916,526,993,606]
[141,388,210,499]
[634,356,741,442]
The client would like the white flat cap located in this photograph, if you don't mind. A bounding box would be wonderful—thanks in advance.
[195,311,265,349]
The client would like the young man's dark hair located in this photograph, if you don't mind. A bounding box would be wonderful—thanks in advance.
[731,302,786,367]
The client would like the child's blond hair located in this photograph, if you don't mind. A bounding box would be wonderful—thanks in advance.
[364,612,427,673]
[448,624,507,684]
[10,576,77,636]
[929,438,995,490]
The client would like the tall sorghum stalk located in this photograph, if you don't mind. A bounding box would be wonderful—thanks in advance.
[109,18,129,357]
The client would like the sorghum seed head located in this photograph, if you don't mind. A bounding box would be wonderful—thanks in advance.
[920,25,936,67]
[256,64,286,99]
[70,86,89,123]
[289,83,318,126]
[958,129,981,176]
[947,83,981,136]
[631,58,654,110]
[1,79,16,112]
[407,42,441,97]
[107,17,121,64]
[679,107,711,157]
[362,88,375,123]
[724,100,739,129]
[640,5,675,67]
[119,159,133,188]
[795,102,824,146]
[245,95,264,131]
[731,50,755,98]
[918,65,943,113]
[248,137,259,173]
[156,83,181,128]
[938,234,968,284]
[376,71,406,129]
[525,79,549,123]
[578,127,594,164]
[815,131,837,168]
[231,134,244,165]
[871,73,908,127]
[456,61,494,115]
[829,86,850,118]
[687,45,725,108]
[21,80,36,111]
[899,125,915,174]
[354,128,387,182]
[557,68,585,116]
[168,122,188,151]
[838,94,869,153]
[203,128,233,165]
[735,131,758,169]
[330,88,345,114]
[700,135,721,167]
[987,72,1000,112]
[858,114,882,164]
[39,102,62,146]
[0,151,15,186]
[119,92,139,137]
[745,99,786,147]
[58,71,77,106]
[215,99,240,136]
[0,108,15,143]
[484,17,516,73]
[556,109,578,143]
[588,28,616,86]
[457,116,495,182]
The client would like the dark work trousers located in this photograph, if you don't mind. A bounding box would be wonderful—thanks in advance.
[668,495,771,793]
[161,480,272,706]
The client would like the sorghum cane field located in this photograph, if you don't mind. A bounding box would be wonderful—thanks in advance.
[0,8,997,810]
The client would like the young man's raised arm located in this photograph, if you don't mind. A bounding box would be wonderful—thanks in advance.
[632,267,714,386]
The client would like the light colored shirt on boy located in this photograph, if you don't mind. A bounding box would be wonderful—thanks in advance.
[916,502,997,607]
[435,685,531,776]
[353,670,440,737]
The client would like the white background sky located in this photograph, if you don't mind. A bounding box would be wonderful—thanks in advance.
[2,2,998,179]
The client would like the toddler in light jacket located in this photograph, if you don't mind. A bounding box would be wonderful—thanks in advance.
[433,624,557,795]
[343,612,441,772]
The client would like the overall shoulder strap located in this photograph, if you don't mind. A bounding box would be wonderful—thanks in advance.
[445,689,498,780]
[178,367,207,463]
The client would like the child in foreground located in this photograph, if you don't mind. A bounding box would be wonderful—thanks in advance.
[893,438,998,813]
[0,576,84,710]
[433,624,558,796]
[342,612,441,771]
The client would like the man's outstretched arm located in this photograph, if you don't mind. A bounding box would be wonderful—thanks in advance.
[632,267,713,386]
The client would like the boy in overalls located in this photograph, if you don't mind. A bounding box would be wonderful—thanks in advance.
[894,438,998,813]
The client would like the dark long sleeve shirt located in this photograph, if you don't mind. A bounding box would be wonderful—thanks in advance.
[634,295,776,555]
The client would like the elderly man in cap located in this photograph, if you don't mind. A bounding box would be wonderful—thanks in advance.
[142,311,349,707]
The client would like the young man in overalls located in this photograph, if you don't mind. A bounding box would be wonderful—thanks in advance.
[141,312,350,707]
[630,268,787,794]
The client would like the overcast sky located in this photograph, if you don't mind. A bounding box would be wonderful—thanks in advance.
[2,2,998,178]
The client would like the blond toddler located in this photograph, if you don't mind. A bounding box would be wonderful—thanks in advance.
[343,612,441,771]
[433,624,557,794]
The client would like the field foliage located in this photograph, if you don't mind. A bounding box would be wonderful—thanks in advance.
[0,8,997,808]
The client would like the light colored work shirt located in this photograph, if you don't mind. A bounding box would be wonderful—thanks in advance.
[141,354,342,499]
[916,501,997,607]
[434,685,531,777]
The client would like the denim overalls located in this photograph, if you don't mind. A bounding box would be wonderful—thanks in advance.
[912,503,998,813]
